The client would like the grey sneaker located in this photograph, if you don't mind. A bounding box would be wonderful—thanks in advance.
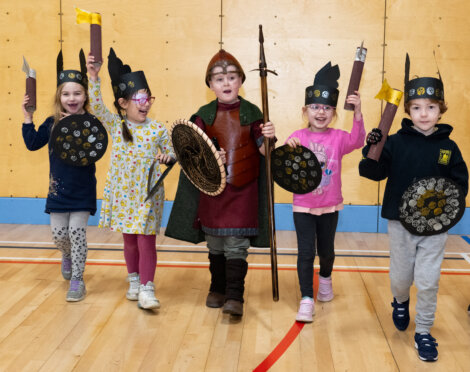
[66,280,86,302]
[126,272,140,301]
[61,255,72,280]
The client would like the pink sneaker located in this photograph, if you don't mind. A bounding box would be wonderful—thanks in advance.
[296,298,315,323]
[317,275,334,302]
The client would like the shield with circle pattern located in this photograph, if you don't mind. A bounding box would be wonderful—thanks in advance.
[399,176,465,236]
[50,113,108,166]
[271,144,322,194]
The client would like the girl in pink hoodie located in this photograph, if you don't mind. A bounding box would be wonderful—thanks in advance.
[286,62,365,322]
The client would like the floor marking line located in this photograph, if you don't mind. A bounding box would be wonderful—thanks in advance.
[2,259,470,275]
[0,258,406,270]
[460,253,470,265]
[253,321,305,372]
[2,240,470,255]
[2,245,470,263]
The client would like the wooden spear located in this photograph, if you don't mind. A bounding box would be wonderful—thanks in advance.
[257,25,279,301]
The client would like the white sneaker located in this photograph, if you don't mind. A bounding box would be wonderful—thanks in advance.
[126,272,140,301]
[138,281,160,309]
[296,298,315,323]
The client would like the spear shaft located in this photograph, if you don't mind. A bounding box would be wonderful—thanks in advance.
[258,24,279,301]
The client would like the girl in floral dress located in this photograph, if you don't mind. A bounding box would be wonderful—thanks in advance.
[87,49,174,310]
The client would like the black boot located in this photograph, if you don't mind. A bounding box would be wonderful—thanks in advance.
[223,258,248,316]
[206,253,226,308]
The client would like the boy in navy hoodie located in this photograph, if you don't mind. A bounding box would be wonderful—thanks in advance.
[359,55,468,362]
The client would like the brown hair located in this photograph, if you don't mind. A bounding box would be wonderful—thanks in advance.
[114,88,152,143]
[404,99,448,115]
[53,82,89,126]
[114,100,133,142]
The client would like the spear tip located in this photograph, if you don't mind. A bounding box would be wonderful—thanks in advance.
[259,24,264,43]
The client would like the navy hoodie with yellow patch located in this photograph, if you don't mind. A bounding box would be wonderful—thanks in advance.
[359,118,468,220]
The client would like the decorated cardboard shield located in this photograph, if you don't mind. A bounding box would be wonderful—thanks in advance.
[271,144,322,194]
[50,113,108,166]
[170,119,226,196]
[399,176,465,236]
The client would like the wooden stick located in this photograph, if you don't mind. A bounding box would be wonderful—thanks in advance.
[258,25,279,301]
[367,102,397,161]
[344,42,367,111]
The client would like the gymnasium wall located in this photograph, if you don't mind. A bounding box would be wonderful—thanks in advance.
[1,0,469,232]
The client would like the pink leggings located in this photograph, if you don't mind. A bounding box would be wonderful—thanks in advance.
[122,233,157,284]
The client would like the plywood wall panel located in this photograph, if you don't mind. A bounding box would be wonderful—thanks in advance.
[222,0,384,204]
[0,1,60,198]
[386,0,470,205]
[59,0,221,200]
[1,0,468,209]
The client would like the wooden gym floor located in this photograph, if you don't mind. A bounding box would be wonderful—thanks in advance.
[0,223,469,371]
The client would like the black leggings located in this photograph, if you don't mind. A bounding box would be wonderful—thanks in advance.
[293,211,338,298]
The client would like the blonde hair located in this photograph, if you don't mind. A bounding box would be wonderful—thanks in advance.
[53,83,89,126]
[301,105,338,129]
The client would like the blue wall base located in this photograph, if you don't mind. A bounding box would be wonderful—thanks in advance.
[1,198,469,234]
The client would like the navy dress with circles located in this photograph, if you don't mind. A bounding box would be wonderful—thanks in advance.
[22,116,97,215]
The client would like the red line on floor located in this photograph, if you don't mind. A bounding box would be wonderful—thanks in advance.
[253,321,305,372]
[252,271,319,371]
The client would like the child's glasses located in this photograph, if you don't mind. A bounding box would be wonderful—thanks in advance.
[307,104,334,112]
[131,95,155,105]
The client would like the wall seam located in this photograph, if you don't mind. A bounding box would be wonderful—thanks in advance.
[376,0,389,232]
[219,0,224,48]
[59,0,63,48]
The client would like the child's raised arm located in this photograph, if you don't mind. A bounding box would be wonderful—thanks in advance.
[86,53,101,82]
[22,94,33,124]
[345,90,362,121]
[87,54,117,132]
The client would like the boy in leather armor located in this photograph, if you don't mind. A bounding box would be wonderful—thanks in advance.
[166,49,275,316]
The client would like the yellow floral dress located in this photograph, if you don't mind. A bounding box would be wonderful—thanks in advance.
[89,79,174,234]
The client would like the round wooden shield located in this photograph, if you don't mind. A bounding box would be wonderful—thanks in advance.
[50,113,108,166]
[271,144,322,194]
[399,176,465,236]
[170,119,226,196]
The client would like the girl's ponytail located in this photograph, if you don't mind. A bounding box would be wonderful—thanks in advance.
[114,100,133,142]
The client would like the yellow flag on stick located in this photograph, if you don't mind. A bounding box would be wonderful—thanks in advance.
[375,79,403,106]
[76,7,101,25]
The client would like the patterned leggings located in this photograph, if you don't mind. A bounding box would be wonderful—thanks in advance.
[50,212,90,281]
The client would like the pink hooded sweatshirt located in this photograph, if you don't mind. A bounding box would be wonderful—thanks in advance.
[286,118,365,212]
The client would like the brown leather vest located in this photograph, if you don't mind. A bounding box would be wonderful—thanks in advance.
[205,108,260,188]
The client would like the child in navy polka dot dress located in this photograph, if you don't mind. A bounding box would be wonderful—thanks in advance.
[22,50,96,302]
